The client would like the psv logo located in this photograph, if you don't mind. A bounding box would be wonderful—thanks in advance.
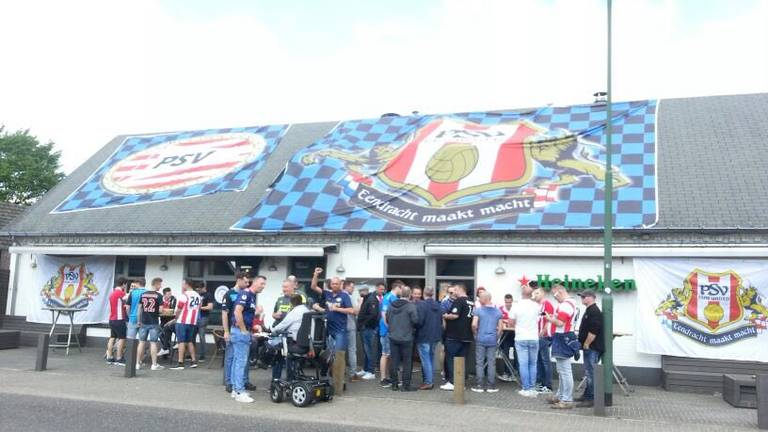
[102,133,267,195]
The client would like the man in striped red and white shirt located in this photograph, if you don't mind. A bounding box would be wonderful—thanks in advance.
[533,287,555,393]
[105,277,129,365]
[171,279,202,370]
[544,284,578,409]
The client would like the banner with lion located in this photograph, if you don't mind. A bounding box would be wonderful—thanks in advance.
[233,100,658,231]
[26,255,115,324]
[635,258,768,362]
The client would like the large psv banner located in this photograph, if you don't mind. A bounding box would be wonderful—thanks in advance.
[233,100,657,232]
[27,256,116,324]
[53,125,288,213]
[635,258,768,362]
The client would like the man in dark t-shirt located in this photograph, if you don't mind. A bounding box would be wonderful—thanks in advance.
[441,283,474,390]
[197,283,215,361]
[576,289,604,407]
[136,279,165,371]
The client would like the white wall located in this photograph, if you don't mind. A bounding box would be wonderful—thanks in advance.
[7,244,660,369]
[474,256,659,368]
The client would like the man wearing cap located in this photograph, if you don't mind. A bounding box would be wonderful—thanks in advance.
[576,289,604,408]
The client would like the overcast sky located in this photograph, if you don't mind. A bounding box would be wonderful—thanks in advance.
[1,0,767,174]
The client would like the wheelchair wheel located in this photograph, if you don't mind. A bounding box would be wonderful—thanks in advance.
[270,383,284,403]
[291,383,313,408]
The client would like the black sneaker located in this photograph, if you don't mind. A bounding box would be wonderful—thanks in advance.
[113,358,126,366]
[225,385,232,393]
[380,379,392,388]
[189,362,198,369]
[391,382,399,391]
[170,364,185,370]
[244,383,257,391]
[400,385,417,392]
[105,357,115,365]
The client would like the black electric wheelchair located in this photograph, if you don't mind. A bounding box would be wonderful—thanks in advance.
[269,311,334,407]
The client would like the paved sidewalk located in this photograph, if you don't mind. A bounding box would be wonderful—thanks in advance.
[0,347,759,431]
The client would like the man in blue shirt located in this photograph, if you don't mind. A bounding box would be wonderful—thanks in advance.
[124,279,147,340]
[378,283,401,388]
[310,268,354,358]
[231,275,266,403]
[221,272,252,394]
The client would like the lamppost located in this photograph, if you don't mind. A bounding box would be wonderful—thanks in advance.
[602,0,615,408]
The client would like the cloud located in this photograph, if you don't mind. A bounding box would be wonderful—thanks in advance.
[0,0,765,174]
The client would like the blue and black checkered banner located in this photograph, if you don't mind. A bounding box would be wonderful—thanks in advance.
[52,125,289,213]
[232,100,657,231]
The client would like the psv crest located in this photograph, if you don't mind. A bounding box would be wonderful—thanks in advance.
[684,270,743,331]
[102,133,267,195]
[301,117,631,227]
[40,263,99,309]
[655,268,768,346]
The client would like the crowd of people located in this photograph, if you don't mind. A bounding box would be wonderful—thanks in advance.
[104,276,216,370]
[103,267,605,409]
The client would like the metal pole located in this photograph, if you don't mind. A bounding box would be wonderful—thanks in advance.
[602,0,615,408]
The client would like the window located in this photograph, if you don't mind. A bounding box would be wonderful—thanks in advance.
[184,257,262,326]
[434,258,476,300]
[114,257,146,282]
[385,257,426,291]
[290,257,326,305]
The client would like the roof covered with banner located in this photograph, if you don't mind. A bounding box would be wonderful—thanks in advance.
[5,93,768,235]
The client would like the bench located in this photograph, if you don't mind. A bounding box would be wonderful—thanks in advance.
[0,330,20,349]
[724,374,757,409]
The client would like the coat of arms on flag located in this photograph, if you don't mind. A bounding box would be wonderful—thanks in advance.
[653,268,768,346]
[40,263,98,309]
[232,100,658,232]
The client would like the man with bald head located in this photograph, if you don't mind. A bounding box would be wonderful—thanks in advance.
[311,268,354,356]
[471,291,503,392]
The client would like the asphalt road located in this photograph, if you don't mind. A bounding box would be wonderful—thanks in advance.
[0,393,392,432]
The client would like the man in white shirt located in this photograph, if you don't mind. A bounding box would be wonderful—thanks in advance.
[509,284,541,397]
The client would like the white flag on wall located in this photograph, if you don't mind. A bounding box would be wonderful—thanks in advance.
[26,255,116,324]
[634,258,768,362]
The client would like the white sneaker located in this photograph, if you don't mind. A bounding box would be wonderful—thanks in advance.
[172,344,178,350]
[361,372,376,380]
[231,390,237,398]
[537,386,553,394]
[234,392,254,403]
[440,382,454,391]
[157,349,170,356]
[517,389,529,396]
[355,370,366,377]
[135,363,141,370]
[151,364,164,371]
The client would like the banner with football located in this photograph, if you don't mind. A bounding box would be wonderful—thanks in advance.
[634,258,768,362]
[233,100,657,231]
[52,125,289,212]
[27,255,116,324]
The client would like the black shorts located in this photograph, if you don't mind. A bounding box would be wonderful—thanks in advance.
[110,320,127,339]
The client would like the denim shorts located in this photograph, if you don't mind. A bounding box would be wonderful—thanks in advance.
[137,324,160,342]
[126,322,139,339]
[175,323,196,343]
[379,335,391,356]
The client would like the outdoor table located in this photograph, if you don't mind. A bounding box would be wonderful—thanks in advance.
[43,306,86,355]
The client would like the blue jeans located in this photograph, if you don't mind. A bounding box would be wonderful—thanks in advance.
[515,339,539,391]
[475,344,496,387]
[417,342,437,385]
[555,357,573,402]
[361,328,376,373]
[230,328,251,392]
[444,339,468,384]
[328,330,348,353]
[224,336,250,386]
[537,336,553,389]
[583,349,601,400]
